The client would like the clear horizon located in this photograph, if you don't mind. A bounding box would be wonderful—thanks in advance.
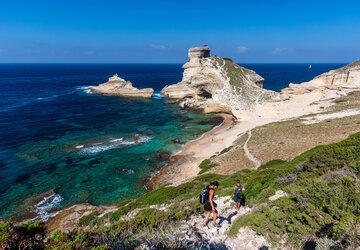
[0,62,351,64]
[1,0,359,63]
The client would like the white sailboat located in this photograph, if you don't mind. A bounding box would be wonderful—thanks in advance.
[309,64,312,69]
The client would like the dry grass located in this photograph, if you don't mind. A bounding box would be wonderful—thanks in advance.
[248,115,360,165]
[210,133,255,174]
[209,91,360,174]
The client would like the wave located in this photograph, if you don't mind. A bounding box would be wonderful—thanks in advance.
[33,193,64,222]
[152,92,163,99]
[79,136,152,154]
[56,119,85,128]
[76,86,92,94]
[137,135,152,143]
[36,94,59,101]
[0,101,31,113]
[0,93,65,113]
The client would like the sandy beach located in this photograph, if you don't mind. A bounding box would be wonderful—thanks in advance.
[151,86,356,188]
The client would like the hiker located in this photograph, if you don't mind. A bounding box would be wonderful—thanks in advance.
[202,181,220,227]
[233,180,243,210]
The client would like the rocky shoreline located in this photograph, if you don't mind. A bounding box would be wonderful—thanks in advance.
[6,47,360,237]
[149,113,234,189]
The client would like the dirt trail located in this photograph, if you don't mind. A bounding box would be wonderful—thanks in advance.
[243,130,261,168]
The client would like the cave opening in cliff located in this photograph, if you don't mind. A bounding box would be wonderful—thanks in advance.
[198,89,212,99]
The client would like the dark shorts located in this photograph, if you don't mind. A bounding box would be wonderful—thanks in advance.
[204,201,217,213]
[234,193,241,203]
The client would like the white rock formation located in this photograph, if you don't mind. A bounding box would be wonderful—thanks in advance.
[177,195,271,249]
[161,46,276,118]
[89,74,154,98]
[281,60,360,98]
[269,190,288,201]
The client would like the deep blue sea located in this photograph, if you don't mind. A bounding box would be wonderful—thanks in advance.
[0,63,346,220]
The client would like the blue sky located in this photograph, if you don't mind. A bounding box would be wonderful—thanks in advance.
[0,0,359,63]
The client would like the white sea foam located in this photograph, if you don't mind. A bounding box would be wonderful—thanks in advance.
[79,136,151,154]
[36,94,59,101]
[137,135,152,143]
[76,86,92,94]
[109,138,124,142]
[152,92,163,99]
[75,145,84,149]
[33,193,64,222]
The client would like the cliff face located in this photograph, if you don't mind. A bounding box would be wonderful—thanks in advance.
[161,46,276,117]
[281,60,360,96]
[318,60,360,86]
[89,74,154,98]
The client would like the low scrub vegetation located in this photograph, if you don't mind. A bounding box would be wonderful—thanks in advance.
[228,132,360,248]
[219,146,233,155]
[2,132,360,249]
[198,159,218,174]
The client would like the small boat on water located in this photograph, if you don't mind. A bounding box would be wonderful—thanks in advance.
[309,64,312,69]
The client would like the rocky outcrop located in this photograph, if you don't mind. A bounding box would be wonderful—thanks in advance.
[281,60,360,97]
[161,46,276,117]
[89,74,154,98]
[46,203,117,232]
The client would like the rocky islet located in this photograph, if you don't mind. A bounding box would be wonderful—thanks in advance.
[89,74,154,98]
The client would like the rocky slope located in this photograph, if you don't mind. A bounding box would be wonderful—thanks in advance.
[89,74,154,98]
[161,46,276,118]
[281,60,360,97]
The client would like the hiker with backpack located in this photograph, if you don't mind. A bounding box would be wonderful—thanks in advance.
[200,181,220,227]
[233,180,243,210]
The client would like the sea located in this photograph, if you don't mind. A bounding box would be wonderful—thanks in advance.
[0,63,346,220]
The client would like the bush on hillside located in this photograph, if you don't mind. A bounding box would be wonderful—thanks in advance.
[229,132,360,248]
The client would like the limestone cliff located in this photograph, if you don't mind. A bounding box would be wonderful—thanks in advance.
[89,74,154,98]
[281,60,360,97]
[161,46,276,117]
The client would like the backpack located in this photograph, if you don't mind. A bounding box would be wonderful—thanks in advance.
[199,186,210,204]
[235,185,242,198]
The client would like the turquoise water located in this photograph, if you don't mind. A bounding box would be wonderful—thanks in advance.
[0,63,346,220]
[0,64,221,220]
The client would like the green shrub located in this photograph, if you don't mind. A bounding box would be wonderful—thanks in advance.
[259,159,287,169]
[0,220,45,249]
[229,132,360,247]
[198,159,218,174]
[219,146,233,155]
[75,231,87,244]
[117,199,131,208]
[0,221,12,243]
[79,211,99,227]
[223,58,234,62]
[334,99,347,103]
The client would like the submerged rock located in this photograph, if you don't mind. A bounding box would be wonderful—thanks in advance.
[89,74,154,98]
[172,138,183,144]
[115,168,135,174]
[197,116,224,126]
[161,46,276,118]
[155,152,171,162]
